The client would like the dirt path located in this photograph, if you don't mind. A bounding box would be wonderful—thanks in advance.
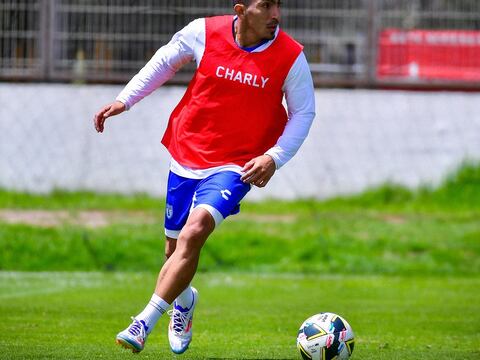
[0,209,158,228]
[0,209,297,228]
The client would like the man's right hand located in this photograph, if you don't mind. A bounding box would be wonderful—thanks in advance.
[94,101,126,133]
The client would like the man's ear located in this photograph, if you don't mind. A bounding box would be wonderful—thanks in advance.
[234,4,246,18]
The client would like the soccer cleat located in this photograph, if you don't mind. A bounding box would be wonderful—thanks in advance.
[168,287,198,354]
[115,317,148,353]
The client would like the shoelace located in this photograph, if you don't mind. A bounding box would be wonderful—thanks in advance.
[128,317,146,337]
[167,308,191,335]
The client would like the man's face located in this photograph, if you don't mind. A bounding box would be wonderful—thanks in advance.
[243,0,281,41]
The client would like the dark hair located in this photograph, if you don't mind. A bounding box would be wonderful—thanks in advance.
[233,0,251,5]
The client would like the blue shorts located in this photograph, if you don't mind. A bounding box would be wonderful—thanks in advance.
[164,171,251,238]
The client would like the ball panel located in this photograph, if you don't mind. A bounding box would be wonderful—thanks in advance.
[303,323,327,341]
[297,342,313,360]
[329,315,346,333]
[346,339,355,354]
[324,333,341,360]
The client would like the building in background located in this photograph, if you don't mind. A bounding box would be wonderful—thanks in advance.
[1,1,480,199]
[1,0,480,88]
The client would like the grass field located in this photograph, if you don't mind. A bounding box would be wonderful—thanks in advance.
[0,164,479,275]
[0,164,479,359]
[1,272,479,360]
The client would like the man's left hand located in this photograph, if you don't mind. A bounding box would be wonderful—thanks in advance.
[241,155,276,188]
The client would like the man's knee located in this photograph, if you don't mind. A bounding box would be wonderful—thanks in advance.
[177,208,215,252]
[184,209,215,237]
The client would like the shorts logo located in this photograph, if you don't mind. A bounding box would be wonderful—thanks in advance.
[166,204,173,219]
[221,189,232,200]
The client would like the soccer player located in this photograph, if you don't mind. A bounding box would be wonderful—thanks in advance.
[93,0,315,354]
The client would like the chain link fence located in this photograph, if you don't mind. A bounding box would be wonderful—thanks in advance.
[2,84,480,199]
[1,0,480,87]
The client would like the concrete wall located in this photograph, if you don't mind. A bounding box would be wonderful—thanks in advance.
[1,84,479,200]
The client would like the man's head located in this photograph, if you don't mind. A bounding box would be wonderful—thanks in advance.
[233,0,282,44]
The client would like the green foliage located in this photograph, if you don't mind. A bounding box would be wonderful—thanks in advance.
[1,162,479,212]
[320,161,480,211]
[422,162,480,208]
[0,272,479,359]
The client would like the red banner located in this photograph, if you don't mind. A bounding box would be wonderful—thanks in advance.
[377,29,480,81]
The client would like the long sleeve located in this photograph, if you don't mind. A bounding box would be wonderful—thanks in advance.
[265,52,316,169]
[115,18,205,109]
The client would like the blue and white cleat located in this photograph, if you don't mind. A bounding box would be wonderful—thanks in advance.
[115,317,148,353]
[168,287,199,354]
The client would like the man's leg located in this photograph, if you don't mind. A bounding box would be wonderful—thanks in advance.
[159,170,250,301]
[165,171,251,353]
[165,236,196,310]
[161,208,214,354]
[115,209,213,353]
[117,171,249,353]
[116,172,199,353]
[155,207,215,302]
[165,236,177,259]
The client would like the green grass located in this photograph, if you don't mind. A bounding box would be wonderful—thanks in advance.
[0,190,163,211]
[0,163,479,275]
[0,206,478,275]
[0,271,478,360]
[0,164,479,358]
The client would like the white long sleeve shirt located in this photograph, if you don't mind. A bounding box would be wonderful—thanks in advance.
[116,17,315,178]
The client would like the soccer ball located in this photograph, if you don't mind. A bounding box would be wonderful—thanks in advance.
[296,312,355,360]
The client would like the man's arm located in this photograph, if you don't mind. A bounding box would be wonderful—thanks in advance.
[94,18,205,133]
[266,52,316,168]
[241,52,316,187]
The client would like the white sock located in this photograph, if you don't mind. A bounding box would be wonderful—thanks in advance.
[175,286,194,309]
[135,293,170,334]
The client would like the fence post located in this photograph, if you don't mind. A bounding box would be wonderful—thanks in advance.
[40,0,49,80]
[366,0,379,87]
[40,0,56,81]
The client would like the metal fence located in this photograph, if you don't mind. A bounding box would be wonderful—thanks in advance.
[1,0,480,88]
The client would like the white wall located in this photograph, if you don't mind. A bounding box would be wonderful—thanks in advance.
[1,84,479,200]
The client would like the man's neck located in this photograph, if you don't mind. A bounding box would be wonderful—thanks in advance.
[234,20,264,48]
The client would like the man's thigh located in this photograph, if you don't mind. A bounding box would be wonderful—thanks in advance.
[192,171,251,227]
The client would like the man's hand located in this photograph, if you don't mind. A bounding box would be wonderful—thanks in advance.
[93,101,126,133]
[241,155,276,188]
